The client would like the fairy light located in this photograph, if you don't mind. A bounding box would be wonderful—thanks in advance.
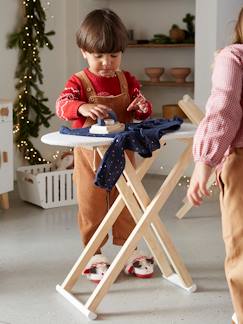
[11,0,54,165]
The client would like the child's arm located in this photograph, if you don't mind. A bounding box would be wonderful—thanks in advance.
[56,76,87,124]
[188,46,243,206]
[128,88,152,119]
[193,46,243,167]
[187,162,212,206]
[78,103,111,120]
[124,72,152,119]
[127,89,151,113]
[56,75,111,126]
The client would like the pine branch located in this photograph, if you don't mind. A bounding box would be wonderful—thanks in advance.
[7,0,55,165]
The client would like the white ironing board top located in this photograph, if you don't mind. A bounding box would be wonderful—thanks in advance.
[41,122,196,148]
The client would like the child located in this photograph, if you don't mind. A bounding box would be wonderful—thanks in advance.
[56,8,153,282]
[187,8,243,324]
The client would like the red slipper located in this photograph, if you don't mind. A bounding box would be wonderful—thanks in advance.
[82,254,110,283]
[124,250,154,278]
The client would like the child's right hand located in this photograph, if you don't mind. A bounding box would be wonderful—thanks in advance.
[78,104,112,120]
[187,162,213,206]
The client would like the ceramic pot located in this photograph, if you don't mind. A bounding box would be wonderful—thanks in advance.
[170,67,191,83]
[145,67,164,82]
[169,26,186,42]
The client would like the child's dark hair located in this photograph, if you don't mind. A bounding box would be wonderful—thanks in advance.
[76,8,128,53]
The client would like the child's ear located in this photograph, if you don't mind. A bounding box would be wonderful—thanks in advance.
[81,49,87,59]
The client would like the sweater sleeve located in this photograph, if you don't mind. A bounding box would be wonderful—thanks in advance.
[124,71,152,120]
[193,46,243,167]
[56,75,87,124]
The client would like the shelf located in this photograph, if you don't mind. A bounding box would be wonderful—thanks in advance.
[128,43,194,48]
[140,80,194,87]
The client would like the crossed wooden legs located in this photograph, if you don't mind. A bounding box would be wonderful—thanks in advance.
[56,138,196,319]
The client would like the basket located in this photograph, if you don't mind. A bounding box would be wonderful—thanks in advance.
[162,104,188,119]
[16,164,77,209]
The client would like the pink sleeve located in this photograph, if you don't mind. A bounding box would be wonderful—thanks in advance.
[124,71,152,120]
[193,46,243,167]
[56,75,87,123]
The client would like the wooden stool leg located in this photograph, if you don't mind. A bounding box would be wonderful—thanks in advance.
[0,193,9,209]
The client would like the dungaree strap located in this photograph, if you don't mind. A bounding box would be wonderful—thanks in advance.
[116,70,130,99]
[75,71,96,102]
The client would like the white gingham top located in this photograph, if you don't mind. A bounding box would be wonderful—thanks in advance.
[193,44,243,167]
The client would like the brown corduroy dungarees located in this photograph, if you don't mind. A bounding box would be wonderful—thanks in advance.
[73,70,136,249]
[219,148,243,324]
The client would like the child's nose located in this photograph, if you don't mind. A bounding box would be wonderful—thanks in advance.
[102,57,111,67]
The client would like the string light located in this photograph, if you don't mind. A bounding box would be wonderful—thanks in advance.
[175,175,219,200]
[8,0,55,165]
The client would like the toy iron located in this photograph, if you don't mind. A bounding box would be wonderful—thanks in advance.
[89,111,125,134]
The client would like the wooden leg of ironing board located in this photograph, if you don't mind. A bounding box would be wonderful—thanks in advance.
[86,143,195,312]
[85,141,195,312]
[176,201,193,219]
[0,193,9,209]
[97,147,173,278]
[60,142,169,292]
[57,140,196,317]
[61,194,126,291]
[122,143,196,290]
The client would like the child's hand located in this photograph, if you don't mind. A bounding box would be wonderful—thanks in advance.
[78,104,112,120]
[187,162,213,206]
[127,95,148,113]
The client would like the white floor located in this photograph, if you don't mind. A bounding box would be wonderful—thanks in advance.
[0,175,233,324]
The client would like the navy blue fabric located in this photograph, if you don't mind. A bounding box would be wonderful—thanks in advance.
[60,118,183,190]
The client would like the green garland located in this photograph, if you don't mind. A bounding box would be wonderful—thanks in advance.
[7,0,55,164]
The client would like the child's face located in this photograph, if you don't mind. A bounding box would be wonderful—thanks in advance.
[81,50,122,77]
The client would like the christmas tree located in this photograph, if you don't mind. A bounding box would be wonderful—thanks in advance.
[7,0,55,164]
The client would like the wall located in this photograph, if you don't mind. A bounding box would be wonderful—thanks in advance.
[0,0,19,100]
[194,0,243,108]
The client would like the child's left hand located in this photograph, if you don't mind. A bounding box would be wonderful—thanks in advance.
[127,94,148,113]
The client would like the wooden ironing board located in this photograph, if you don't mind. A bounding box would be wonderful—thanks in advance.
[41,122,197,320]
